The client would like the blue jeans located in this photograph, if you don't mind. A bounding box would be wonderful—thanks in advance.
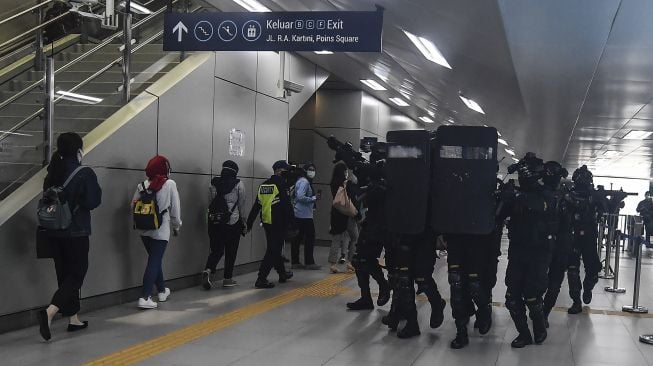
[141,236,167,299]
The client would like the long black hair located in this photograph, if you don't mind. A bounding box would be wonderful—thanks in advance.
[330,162,348,195]
[45,132,83,187]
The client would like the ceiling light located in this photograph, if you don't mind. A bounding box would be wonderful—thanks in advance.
[119,1,152,14]
[56,91,102,104]
[0,130,32,137]
[400,91,411,100]
[498,138,508,146]
[389,97,409,107]
[419,116,434,123]
[497,131,502,137]
[505,148,515,156]
[314,50,333,55]
[374,71,389,83]
[427,110,435,117]
[233,0,271,12]
[623,130,653,140]
[602,150,621,157]
[360,79,386,91]
[511,157,519,163]
[459,94,485,114]
[447,118,455,124]
[403,30,452,69]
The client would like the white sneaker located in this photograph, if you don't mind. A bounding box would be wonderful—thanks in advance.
[158,288,171,302]
[138,297,157,309]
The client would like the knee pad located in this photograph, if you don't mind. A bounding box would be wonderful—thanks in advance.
[505,293,524,314]
[448,270,464,288]
[468,278,488,305]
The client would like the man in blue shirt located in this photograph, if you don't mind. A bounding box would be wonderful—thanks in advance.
[291,164,321,270]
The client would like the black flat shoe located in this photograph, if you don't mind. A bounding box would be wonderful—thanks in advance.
[37,310,51,341]
[67,321,89,332]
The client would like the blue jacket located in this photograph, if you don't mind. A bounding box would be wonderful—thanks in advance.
[44,159,102,237]
[293,177,316,219]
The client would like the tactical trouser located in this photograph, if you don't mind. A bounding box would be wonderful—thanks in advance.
[482,225,503,302]
[568,232,600,303]
[505,249,551,341]
[543,238,572,316]
[447,235,493,332]
[352,224,388,302]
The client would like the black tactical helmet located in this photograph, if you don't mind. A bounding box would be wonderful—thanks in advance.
[512,152,544,180]
[543,161,568,188]
[572,165,593,187]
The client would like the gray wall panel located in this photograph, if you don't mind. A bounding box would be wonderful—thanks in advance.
[215,51,257,90]
[82,168,148,298]
[361,93,380,135]
[253,95,289,178]
[157,56,215,175]
[84,97,158,170]
[290,94,316,130]
[288,129,315,165]
[315,90,362,129]
[0,197,53,315]
[312,182,332,243]
[288,54,318,119]
[212,78,256,177]
[256,52,282,99]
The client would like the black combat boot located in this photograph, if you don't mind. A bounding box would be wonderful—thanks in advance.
[382,294,401,331]
[527,301,548,344]
[430,298,446,329]
[567,268,583,314]
[397,310,421,339]
[507,299,533,348]
[511,332,534,348]
[543,288,559,328]
[377,282,391,307]
[278,271,293,283]
[475,304,492,335]
[347,287,374,310]
[450,318,470,349]
[582,274,598,304]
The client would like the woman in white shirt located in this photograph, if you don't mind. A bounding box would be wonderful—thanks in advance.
[132,155,181,309]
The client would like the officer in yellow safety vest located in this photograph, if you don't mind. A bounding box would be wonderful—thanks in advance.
[247,160,295,288]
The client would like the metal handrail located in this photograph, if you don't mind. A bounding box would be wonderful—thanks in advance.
[0,3,171,112]
[0,0,55,27]
[0,11,72,51]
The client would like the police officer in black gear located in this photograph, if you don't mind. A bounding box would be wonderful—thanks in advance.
[346,149,391,311]
[567,165,604,314]
[501,153,557,348]
[541,161,572,327]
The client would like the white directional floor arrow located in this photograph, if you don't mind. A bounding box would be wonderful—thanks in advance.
[173,21,188,42]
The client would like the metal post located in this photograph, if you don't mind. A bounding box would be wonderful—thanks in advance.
[597,215,606,256]
[43,56,54,165]
[601,214,615,279]
[34,3,44,71]
[605,229,626,293]
[122,12,132,102]
[623,236,648,313]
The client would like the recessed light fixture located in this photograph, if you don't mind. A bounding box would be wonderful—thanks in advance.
[505,148,515,156]
[447,118,455,124]
[314,50,333,55]
[623,130,653,140]
[233,0,270,12]
[497,131,502,137]
[403,30,451,69]
[360,79,386,91]
[119,1,152,14]
[498,138,508,146]
[389,97,409,107]
[603,150,621,157]
[374,71,389,83]
[511,157,519,163]
[400,91,412,100]
[459,94,485,114]
[427,110,435,117]
[0,130,32,137]
[56,91,103,104]
[419,116,434,123]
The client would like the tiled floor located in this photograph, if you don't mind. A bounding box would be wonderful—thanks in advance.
[3,243,653,366]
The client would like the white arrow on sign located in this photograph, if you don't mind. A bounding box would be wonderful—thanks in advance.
[173,21,188,42]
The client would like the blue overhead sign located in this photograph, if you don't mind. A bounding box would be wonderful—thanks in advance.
[163,11,383,52]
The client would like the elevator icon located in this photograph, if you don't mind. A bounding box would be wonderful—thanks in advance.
[242,20,262,41]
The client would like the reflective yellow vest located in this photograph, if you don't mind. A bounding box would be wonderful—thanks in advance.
[257,183,280,224]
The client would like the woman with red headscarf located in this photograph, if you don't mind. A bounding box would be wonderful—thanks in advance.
[132,155,182,309]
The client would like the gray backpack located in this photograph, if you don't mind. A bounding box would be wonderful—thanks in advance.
[37,166,84,231]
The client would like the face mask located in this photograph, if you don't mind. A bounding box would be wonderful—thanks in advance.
[307,171,316,179]
[76,148,83,164]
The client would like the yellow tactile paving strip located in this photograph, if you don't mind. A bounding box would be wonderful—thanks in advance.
[83,273,354,366]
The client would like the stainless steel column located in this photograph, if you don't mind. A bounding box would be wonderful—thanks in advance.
[623,236,648,313]
[600,214,615,279]
[43,56,54,165]
[605,228,626,293]
[122,12,133,102]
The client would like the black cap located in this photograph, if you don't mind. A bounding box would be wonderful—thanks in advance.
[272,160,290,171]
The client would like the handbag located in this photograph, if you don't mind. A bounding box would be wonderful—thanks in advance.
[36,227,55,259]
[333,181,358,217]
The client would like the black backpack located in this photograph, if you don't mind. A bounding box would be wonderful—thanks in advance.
[133,182,167,230]
[208,181,239,226]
